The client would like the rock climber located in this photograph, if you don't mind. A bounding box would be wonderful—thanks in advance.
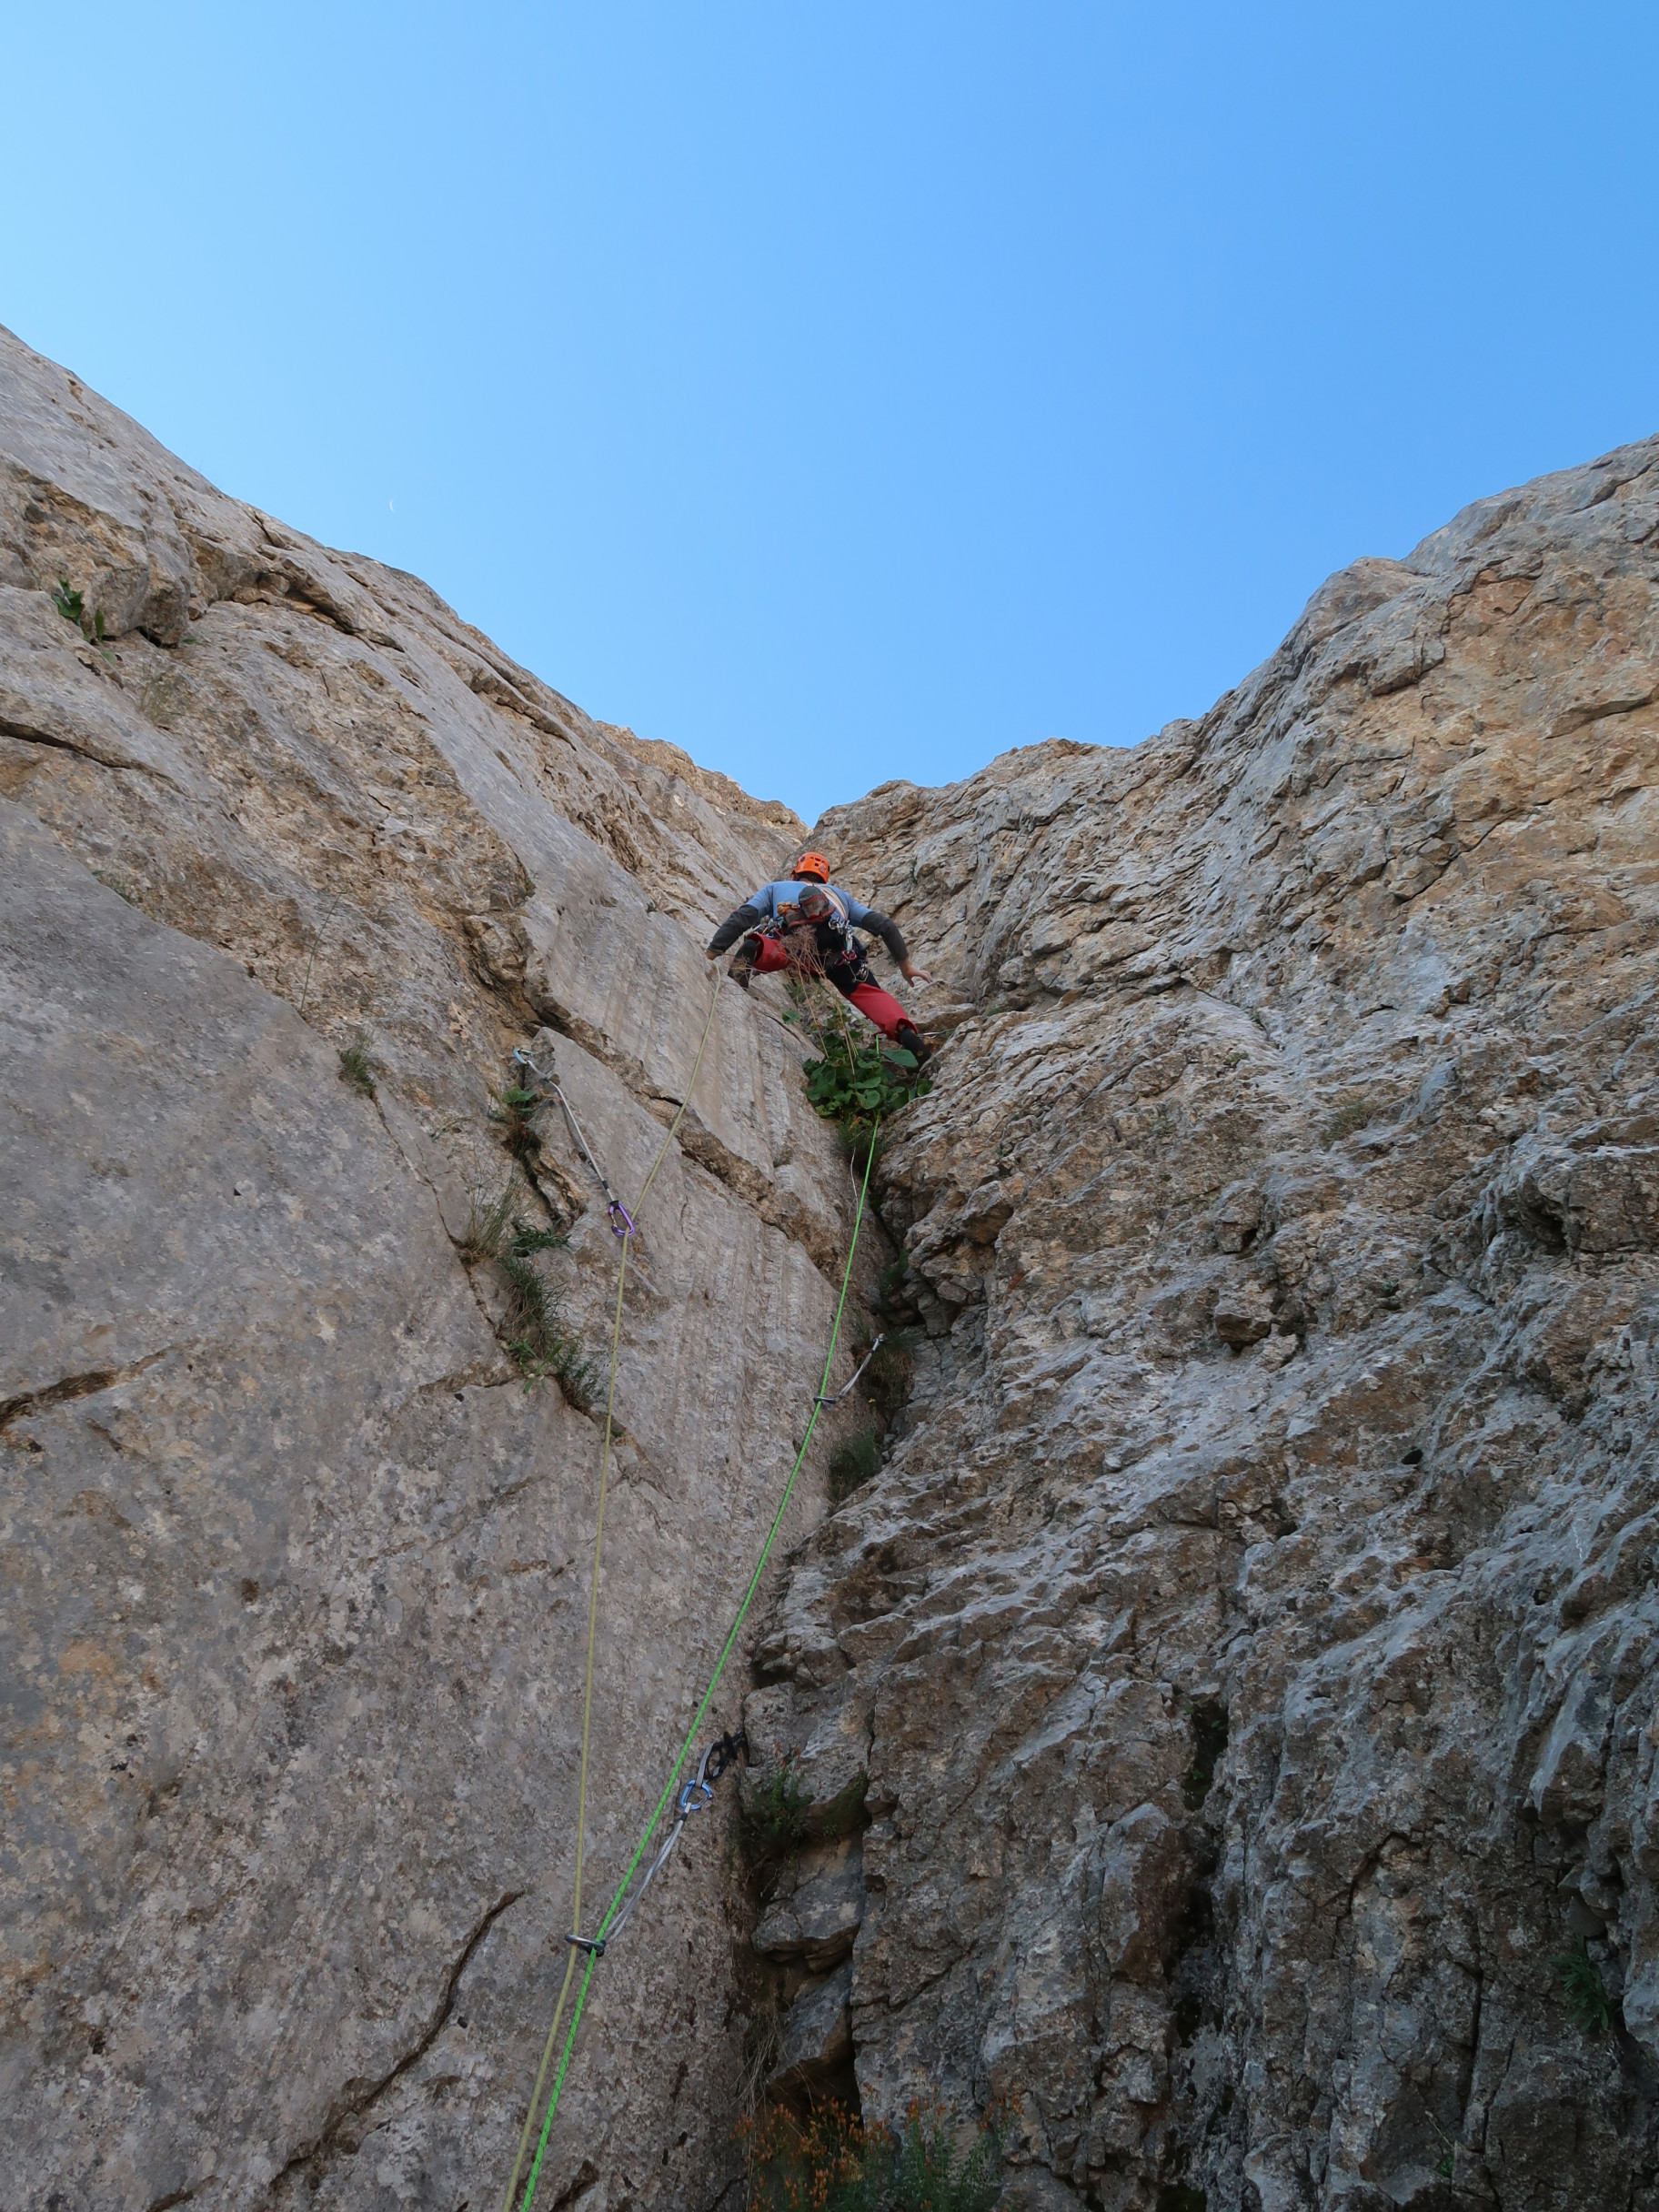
[705,850,934,1062]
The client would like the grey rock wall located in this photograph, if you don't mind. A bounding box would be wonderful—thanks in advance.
[747,439,1659,2210]
[5,318,1659,2212]
[0,325,873,2212]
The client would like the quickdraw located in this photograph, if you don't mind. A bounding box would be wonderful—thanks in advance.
[567,1727,749,1960]
[512,1047,638,1239]
[816,1332,885,1407]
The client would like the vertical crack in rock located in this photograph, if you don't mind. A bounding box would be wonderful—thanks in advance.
[268,1889,524,2197]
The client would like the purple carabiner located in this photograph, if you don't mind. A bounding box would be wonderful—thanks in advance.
[608,1199,637,1240]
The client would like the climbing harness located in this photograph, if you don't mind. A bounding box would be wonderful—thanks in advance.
[511,1048,637,1240]
[499,1103,882,2212]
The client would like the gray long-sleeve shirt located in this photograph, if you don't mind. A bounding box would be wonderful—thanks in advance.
[708,879,909,964]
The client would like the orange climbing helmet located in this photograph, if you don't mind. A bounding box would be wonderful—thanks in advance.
[792,850,831,882]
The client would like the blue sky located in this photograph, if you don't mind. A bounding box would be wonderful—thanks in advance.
[5,5,1656,824]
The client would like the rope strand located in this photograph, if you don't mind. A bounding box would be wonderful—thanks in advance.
[508,1121,882,2212]
[497,974,720,2212]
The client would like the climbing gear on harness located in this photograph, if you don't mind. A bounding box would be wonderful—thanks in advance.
[498,973,723,2212]
[815,1332,885,1406]
[791,850,830,881]
[502,1121,883,2212]
[511,1049,638,1240]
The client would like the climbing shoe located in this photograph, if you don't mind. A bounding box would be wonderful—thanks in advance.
[895,1021,932,1066]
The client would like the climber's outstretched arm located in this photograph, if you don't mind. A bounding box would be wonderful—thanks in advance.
[861,910,931,986]
[707,902,763,959]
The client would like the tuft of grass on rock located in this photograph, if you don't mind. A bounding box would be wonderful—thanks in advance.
[740,2096,1007,2212]
[459,1182,516,1266]
[1553,1936,1614,2036]
[508,1219,568,1257]
[739,1761,811,1867]
[828,1428,881,1503]
[337,1034,377,1098]
[500,1246,595,1404]
[1322,1094,1374,1146]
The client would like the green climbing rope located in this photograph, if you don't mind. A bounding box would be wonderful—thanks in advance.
[499,976,723,2212]
[510,1124,881,2212]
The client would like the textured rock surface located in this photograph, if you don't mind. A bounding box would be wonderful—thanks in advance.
[0,324,877,2212]
[6,319,1659,2212]
[748,439,1659,2209]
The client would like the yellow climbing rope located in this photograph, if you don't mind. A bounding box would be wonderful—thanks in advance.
[498,971,723,2212]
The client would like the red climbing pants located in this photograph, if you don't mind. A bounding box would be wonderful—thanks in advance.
[747,936,913,1041]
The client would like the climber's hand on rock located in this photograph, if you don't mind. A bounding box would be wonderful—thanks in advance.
[705,946,718,960]
[901,962,932,986]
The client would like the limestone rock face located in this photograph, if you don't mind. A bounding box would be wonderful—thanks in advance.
[6,318,1659,2212]
[0,324,871,2212]
[751,437,1659,2209]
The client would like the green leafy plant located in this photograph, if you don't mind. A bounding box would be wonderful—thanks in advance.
[789,976,930,1157]
[890,2101,1005,2211]
[488,1081,545,1164]
[1553,1936,1614,2036]
[1322,1094,1374,1146]
[829,1428,881,1503]
[52,579,114,657]
[803,1025,929,1137]
[337,1035,377,1098]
